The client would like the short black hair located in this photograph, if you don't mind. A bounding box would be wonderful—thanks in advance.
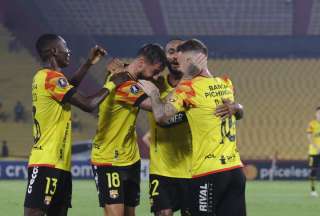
[35,34,60,61]
[137,43,167,70]
[165,38,184,52]
[166,38,184,45]
[177,39,208,56]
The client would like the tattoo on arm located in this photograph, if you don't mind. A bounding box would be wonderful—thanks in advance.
[139,98,152,111]
[149,91,177,123]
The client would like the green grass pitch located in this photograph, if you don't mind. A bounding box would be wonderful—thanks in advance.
[1,180,320,215]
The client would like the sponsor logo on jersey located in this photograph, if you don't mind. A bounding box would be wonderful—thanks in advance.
[204,153,216,159]
[220,155,226,164]
[114,150,119,159]
[130,85,140,94]
[57,78,68,88]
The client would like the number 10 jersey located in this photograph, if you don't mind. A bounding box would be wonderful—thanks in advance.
[168,75,243,178]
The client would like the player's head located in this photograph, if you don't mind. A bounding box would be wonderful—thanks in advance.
[316,107,320,121]
[176,39,208,76]
[133,43,167,80]
[165,38,184,75]
[36,34,71,68]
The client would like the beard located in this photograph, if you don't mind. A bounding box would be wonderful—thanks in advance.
[136,72,153,81]
[168,61,182,77]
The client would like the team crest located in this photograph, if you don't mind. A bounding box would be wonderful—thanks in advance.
[57,77,68,88]
[109,190,119,199]
[44,195,52,205]
[130,85,140,94]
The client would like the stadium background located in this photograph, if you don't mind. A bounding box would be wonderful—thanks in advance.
[1,0,320,215]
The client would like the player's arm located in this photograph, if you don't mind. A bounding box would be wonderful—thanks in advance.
[142,130,151,147]
[66,72,131,112]
[69,45,107,87]
[138,80,178,124]
[66,89,109,113]
[139,98,152,111]
[215,98,244,120]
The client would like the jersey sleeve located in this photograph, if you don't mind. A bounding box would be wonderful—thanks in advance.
[307,121,314,133]
[115,81,148,106]
[45,71,75,103]
[167,80,196,112]
[221,75,235,94]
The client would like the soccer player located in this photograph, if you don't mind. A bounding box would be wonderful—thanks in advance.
[307,107,320,197]
[24,34,130,216]
[138,39,246,216]
[147,39,244,216]
[91,44,167,216]
[147,39,192,216]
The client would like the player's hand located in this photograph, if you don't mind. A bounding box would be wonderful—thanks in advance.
[215,98,237,120]
[137,80,160,97]
[110,72,131,86]
[106,58,125,74]
[87,45,107,65]
[191,53,207,71]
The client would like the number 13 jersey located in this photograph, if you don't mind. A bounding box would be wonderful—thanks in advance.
[29,69,76,171]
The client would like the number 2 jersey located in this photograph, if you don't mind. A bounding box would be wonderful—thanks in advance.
[91,80,147,166]
[29,69,76,171]
[168,75,243,178]
[148,75,192,178]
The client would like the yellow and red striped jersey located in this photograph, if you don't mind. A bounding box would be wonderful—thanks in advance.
[91,80,147,166]
[29,69,75,171]
[168,75,243,178]
[149,75,192,178]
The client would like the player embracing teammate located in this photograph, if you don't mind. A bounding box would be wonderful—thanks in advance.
[139,39,246,216]
[24,34,246,216]
[24,34,131,216]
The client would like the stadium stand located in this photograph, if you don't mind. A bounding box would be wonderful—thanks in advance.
[308,0,320,35]
[210,59,320,160]
[160,0,293,35]
[33,0,153,35]
[1,20,320,160]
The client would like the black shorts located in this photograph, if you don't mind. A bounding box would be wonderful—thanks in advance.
[24,166,72,212]
[189,168,246,216]
[309,155,320,168]
[149,174,190,213]
[92,160,140,207]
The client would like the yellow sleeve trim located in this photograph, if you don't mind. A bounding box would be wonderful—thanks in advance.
[104,81,116,91]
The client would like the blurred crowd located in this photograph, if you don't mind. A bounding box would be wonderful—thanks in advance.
[0,100,26,123]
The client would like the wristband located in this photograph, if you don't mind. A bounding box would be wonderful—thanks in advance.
[103,81,116,91]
